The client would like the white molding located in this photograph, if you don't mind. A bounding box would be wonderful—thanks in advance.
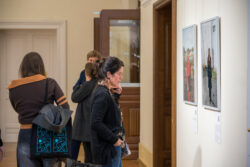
[0,20,67,93]
[140,0,152,7]
[121,83,140,87]
[5,123,19,142]
[5,123,19,129]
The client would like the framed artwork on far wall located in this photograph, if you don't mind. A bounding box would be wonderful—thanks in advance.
[182,24,197,105]
[201,16,221,111]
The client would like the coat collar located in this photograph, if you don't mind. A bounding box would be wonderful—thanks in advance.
[8,74,46,89]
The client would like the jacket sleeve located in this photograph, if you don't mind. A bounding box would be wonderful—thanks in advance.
[71,80,95,103]
[91,92,118,145]
[73,70,86,89]
[9,90,16,111]
[50,79,70,109]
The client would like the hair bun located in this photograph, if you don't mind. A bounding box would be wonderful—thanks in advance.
[97,57,124,80]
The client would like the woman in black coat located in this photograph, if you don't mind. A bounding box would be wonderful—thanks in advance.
[91,57,124,167]
[71,63,98,163]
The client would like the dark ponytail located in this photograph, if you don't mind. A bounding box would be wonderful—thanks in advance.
[85,62,98,79]
[97,57,124,80]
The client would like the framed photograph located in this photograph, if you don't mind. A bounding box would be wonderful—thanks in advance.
[183,25,197,105]
[201,17,220,111]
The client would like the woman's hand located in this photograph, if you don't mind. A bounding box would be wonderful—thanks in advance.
[112,84,122,94]
[114,138,123,146]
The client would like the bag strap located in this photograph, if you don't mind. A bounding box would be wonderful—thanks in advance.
[44,78,49,105]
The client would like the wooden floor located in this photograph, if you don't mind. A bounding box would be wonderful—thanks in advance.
[0,143,141,167]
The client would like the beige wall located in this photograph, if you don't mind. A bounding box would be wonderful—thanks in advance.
[140,0,248,167]
[121,0,139,9]
[139,0,156,166]
[0,0,125,110]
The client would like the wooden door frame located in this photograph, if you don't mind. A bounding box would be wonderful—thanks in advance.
[94,18,100,51]
[153,0,177,167]
[99,9,140,57]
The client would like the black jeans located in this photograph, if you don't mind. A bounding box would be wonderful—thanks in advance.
[17,129,59,167]
[71,139,92,163]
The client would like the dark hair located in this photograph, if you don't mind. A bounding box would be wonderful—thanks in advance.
[85,62,98,79]
[19,52,46,78]
[87,50,102,60]
[97,56,124,80]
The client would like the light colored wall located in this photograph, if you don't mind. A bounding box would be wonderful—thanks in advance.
[177,0,247,166]
[140,0,248,166]
[248,0,250,165]
[121,0,139,9]
[139,0,156,166]
[0,0,123,110]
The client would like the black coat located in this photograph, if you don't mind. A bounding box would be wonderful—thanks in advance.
[71,78,97,142]
[0,129,2,147]
[90,85,123,165]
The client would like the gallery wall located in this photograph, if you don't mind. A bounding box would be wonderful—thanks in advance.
[248,0,250,165]
[139,0,156,166]
[177,0,248,166]
[140,0,248,166]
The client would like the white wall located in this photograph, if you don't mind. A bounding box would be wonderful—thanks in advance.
[248,0,250,165]
[177,0,248,167]
[139,0,157,166]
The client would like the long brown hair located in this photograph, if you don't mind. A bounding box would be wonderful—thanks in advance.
[19,52,46,78]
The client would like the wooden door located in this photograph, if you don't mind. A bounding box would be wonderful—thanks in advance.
[153,0,177,167]
[94,18,100,51]
[94,9,140,160]
[119,87,140,160]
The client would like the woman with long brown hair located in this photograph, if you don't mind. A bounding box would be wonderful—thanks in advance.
[8,52,69,167]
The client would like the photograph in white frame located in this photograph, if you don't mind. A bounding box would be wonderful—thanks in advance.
[182,24,197,105]
[201,17,220,111]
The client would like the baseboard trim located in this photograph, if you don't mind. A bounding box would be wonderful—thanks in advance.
[138,158,147,167]
[139,143,153,167]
